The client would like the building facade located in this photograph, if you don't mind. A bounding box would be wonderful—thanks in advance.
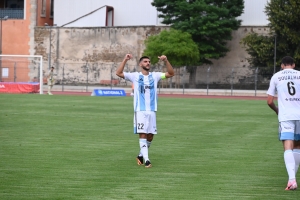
[0,0,53,82]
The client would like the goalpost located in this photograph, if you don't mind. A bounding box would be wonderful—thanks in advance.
[0,55,44,94]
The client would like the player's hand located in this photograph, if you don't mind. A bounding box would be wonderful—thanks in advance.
[158,55,168,62]
[124,54,133,61]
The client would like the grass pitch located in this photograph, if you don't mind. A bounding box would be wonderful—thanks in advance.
[0,94,298,199]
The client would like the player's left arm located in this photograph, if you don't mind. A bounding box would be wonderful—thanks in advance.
[158,55,174,78]
[267,95,278,115]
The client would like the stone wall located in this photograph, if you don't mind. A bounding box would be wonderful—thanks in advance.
[34,25,270,88]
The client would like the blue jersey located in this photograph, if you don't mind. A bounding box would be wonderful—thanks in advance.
[124,72,163,111]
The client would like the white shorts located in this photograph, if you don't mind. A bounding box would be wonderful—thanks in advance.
[47,79,54,86]
[134,111,157,134]
[278,120,300,141]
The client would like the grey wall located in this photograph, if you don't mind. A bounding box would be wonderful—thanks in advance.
[34,25,270,87]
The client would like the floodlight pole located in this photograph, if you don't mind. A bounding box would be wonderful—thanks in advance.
[45,23,52,70]
[0,16,9,82]
[45,23,57,70]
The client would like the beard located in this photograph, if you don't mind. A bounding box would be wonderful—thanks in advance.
[142,66,150,71]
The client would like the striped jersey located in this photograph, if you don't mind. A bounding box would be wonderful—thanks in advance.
[267,69,300,122]
[124,72,163,111]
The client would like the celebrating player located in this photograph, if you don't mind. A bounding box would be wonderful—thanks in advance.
[116,54,174,168]
[267,56,300,190]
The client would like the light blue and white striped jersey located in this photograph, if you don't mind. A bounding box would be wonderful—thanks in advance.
[124,72,163,111]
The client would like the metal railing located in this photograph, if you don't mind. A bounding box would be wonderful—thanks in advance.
[1,58,276,96]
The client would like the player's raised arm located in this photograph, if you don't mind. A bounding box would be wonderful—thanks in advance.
[158,55,174,78]
[116,54,132,78]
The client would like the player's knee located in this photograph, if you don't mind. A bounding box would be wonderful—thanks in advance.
[147,134,154,141]
[294,141,300,149]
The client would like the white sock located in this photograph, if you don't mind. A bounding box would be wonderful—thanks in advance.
[293,149,300,175]
[48,86,51,93]
[139,139,149,161]
[138,141,152,157]
[284,150,296,180]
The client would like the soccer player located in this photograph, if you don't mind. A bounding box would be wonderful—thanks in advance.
[116,54,174,168]
[47,67,55,95]
[267,56,300,190]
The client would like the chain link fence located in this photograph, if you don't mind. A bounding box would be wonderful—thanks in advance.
[1,58,276,96]
[44,61,274,95]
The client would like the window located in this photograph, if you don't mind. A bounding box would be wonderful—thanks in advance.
[50,0,53,18]
[0,0,24,19]
[41,0,46,17]
[2,68,8,78]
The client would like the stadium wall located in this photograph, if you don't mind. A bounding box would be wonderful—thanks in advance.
[33,25,270,88]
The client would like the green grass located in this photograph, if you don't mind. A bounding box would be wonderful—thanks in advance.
[0,94,298,199]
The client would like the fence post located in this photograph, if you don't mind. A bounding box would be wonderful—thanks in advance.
[182,66,186,94]
[14,62,17,82]
[62,64,65,92]
[37,62,40,83]
[207,67,210,95]
[255,67,258,96]
[110,64,113,90]
[86,62,89,92]
[231,68,234,96]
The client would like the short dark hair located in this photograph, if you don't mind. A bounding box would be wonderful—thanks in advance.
[139,56,150,63]
[281,56,294,66]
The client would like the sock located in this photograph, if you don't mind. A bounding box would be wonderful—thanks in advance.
[293,149,300,175]
[139,139,149,161]
[48,86,51,93]
[138,141,152,157]
[284,150,296,181]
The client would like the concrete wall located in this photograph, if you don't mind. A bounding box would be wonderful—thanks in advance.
[33,25,270,87]
[196,26,271,87]
[34,26,169,84]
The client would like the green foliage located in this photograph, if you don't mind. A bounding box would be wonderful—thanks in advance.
[241,33,275,77]
[241,0,300,74]
[152,0,244,64]
[143,29,199,66]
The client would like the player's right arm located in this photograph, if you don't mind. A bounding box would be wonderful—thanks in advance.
[266,76,278,115]
[267,95,278,115]
[116,54,132,78]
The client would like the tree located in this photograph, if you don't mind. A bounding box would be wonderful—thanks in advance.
[152,0,244,87]
[240,33,275,78]
[241,0,300,76]
[143,29,199,65]
[143,29,199,86]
